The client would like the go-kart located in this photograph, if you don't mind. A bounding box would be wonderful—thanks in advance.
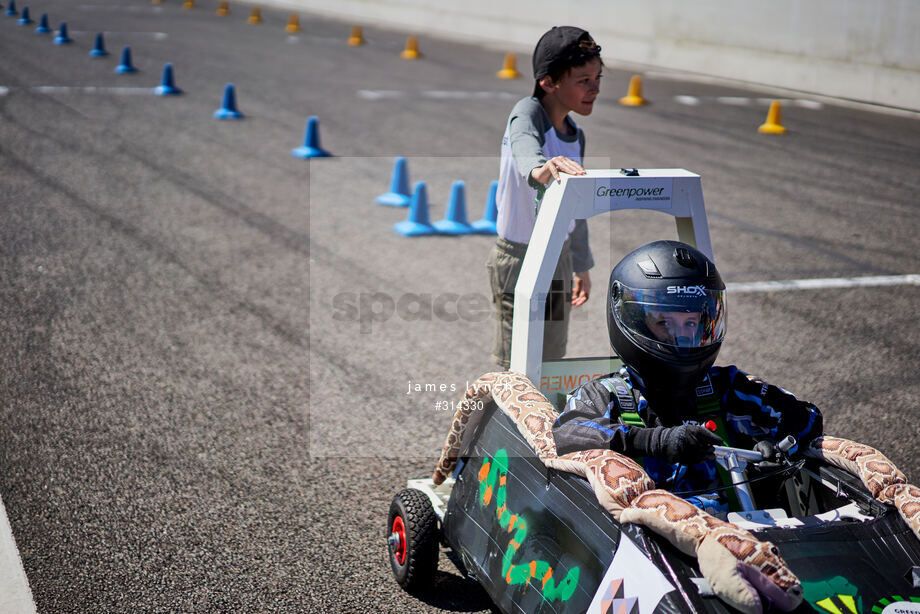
[386,170,920,613]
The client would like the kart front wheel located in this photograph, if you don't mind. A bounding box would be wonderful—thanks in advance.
[387,488,439,593]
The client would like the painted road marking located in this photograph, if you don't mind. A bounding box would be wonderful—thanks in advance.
[0,496,37,614]
[28,86,156,95]
[728,274,920,293]
[1,86,157,96]
[674,95,699,106]
[71,31,169,40]
[359,89,518,101]
[78,4,162,11]
[674,95,823,109]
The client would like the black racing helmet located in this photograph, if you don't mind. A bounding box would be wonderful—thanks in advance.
[607,241,726,402]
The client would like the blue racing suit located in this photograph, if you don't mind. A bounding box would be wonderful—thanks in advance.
[552,366,824,514]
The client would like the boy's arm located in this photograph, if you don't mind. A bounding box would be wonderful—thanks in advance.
[717,366,824,454]
[553,378,667,456]
[530,157,586,185]
[570,219,594,273]
[570,127,592,273]
[552,380,632,455]
[553,378,720,462]
[507,113,549,190]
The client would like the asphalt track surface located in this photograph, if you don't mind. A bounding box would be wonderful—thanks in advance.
[1,2,919,612]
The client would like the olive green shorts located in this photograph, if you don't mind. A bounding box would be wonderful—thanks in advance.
[487,237,573,369]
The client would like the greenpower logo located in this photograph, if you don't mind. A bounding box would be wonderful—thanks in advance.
[478,449,579,602]
[593,178,673,212]
[595,185,667,200]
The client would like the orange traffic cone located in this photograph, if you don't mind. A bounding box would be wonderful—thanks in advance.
[247,7,261,24]
[400,35,421,59]
[619,75,647,106]
[182,0,194,9]
[285,14,301,34]
[496,53,521,79]
[347,26,365,46]
[758,100,787,134]
[216,0,229,16]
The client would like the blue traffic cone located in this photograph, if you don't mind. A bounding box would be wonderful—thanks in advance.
[35,12,50,33]
[470,180,498,234]
[291,116,330,158]
[5,0,16,17]
[53,21,72,44]
[154,63,182,95]
[375,157,410,207]
[214,83,244,119]
[16,6,31,24]
[433,181,474,234]
[394,182,438,237]
[115,46,137,73]
[89,32,108,57]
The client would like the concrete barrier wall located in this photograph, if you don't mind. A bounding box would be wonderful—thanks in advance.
[258,0,920,112]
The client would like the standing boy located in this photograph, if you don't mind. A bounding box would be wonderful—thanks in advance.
[488,26,603,369]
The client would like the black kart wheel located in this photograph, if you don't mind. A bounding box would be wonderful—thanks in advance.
[387,488,439,593]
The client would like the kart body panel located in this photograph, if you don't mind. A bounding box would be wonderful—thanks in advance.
[442,404,920,613]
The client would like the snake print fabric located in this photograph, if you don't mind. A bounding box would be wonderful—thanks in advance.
[807,436,920,540]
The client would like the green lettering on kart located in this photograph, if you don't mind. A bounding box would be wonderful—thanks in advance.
[478,448,580,602]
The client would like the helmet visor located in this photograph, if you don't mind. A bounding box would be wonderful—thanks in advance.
[615,284,726,350]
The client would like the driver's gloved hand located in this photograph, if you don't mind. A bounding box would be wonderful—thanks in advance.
[754,440,778,462]
[649,425,723,464]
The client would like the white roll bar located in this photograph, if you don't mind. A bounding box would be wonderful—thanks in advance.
[509,169,713,387]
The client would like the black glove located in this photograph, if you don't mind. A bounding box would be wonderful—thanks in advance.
[649,425,723,464]
[753,440,778,462]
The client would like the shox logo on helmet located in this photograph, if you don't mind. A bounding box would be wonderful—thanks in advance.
[667,285,707,296]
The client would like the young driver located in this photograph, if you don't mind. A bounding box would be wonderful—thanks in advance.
[488,26,602,369]
[552,241,824,514]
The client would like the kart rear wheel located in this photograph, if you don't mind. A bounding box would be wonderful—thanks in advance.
[387,488,439,593]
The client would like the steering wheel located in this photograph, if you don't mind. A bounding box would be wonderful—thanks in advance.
[711,436,798,512]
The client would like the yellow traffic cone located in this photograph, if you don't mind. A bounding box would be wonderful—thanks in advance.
[347,26,365,46]
[400,35,421,59]
[247,7,262,24]
[216,0,229,16]
[619,75,647,106]
[182,0,194,9]
[758,100,787,134]
[496,53,521,79]
[285,14,301,34]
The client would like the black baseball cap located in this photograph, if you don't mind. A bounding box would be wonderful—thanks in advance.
[532,26,602,97]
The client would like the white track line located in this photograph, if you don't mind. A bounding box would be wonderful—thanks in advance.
[674,95,823,109]
[71,31,169,40]
[727,274,920,293]
[78,4,162,11]
[30,86,155,95]
[0,496,37,614]
[358,89,518,101]
[646,69,920,118]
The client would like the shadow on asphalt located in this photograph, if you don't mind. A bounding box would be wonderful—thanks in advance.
[413,569,498,612]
